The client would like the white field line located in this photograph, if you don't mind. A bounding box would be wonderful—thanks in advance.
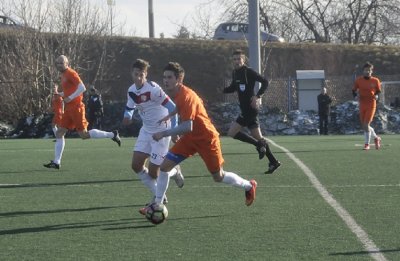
[266,138,387,261]
[1,183,399,188]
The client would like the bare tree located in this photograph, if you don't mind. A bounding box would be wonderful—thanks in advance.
[0,0,117,123]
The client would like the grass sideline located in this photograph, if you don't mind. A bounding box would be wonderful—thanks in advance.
[0,135,399,260]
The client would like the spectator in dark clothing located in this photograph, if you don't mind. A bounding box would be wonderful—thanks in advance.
[317,87,332,135]
[87,86,104,130]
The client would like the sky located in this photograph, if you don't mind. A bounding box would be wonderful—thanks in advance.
[96,0,215,38]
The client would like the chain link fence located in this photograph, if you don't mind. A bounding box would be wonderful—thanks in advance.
[220,74,400,113]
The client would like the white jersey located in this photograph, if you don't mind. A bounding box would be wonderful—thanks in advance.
[126,81,171,133]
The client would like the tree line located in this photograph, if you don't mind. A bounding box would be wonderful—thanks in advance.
[180,0,400,45]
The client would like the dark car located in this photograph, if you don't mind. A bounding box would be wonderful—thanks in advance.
[0,15,25,29]
[213,22,284,43]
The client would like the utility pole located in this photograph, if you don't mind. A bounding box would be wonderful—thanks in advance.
[248,0,261,94]
[107,0,115,36]
[148,0,155,38]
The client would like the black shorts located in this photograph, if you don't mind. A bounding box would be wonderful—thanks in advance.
[236,114,259,129]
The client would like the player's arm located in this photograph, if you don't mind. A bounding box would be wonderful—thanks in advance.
[161,98,178,128]
[63,82,86,103]
[223,71,236,93]
[122,106,135,125]
[352,81,359,100]
[253,70,268,98]
[374,90,381,101]
[152,120,193,141]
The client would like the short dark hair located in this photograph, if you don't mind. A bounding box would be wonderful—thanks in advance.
[232,49,245,56]
[363,61,373,69]
[163,62,185,79]
[132,59,150,71]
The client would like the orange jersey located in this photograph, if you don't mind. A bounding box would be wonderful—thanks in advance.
[61,67,83,106]
[174,85,220,140]
[353,76,381,107]
[171,85,224,172]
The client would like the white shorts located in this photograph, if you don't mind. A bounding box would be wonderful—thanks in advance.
[134,128,171,166]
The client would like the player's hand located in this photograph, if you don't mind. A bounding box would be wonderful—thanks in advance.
[54,84,59,94]
[152,132,164,141]
[171,135,180,143]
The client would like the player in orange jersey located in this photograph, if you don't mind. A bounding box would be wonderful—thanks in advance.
[146,62,257,219]
[51,84,64,138]
[43,55,121,169]
[352,62,382,150]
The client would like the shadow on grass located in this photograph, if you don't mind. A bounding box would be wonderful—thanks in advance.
[329,248,400,256]
[0,218,151,235]
[0,169,52,175]
[0,204,139,218]
[0,179,134,189]
[103,214,223,231]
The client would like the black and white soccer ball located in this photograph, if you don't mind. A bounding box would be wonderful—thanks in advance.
[145,203,168,225]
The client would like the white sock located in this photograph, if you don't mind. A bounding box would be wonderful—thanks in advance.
[137,168,156,195]
[54,137,65,165]
[155,171,170,204]
[52,126,58,137]
[364,130,371,145]
[369,126,377,139]
[168,167,177,178]
[222,171,252,190]
[88,129,113,139]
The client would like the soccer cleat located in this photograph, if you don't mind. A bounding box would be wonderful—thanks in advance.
[363,144,370,150]
[111,130,121,147]
[265,161,281,174]
[139,197,168,215]
[43,160,60,169]
[245,179,257,206]
[374,136,381,150]
[171,165,184,188]
[256,140,267,160]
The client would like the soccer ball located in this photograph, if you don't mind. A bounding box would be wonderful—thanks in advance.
[145,203,168,225]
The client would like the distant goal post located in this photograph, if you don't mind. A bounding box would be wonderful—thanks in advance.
[380,81,400,106]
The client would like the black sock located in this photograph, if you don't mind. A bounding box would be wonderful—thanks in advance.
[233,132,258,146]
[264,142,277,163]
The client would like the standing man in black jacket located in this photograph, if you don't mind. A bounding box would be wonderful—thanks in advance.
[87,86,104,130]
[223,49,281,174]
[317,87,332,135]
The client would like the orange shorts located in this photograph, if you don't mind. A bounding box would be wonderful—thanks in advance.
[170,135,224,173]
[60,102,88,131]
[52,112,63,126]
[359,104,376,124]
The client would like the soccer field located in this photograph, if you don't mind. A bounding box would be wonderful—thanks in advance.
[1,135,399,261]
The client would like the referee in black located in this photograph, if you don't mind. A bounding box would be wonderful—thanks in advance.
[223,49,281,174]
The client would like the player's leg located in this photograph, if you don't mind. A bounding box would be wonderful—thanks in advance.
[44,126,67,169]
[73,104,121,146]
[228,118,262,154]
[249,126,281,173]
[153,139,192,205]
[150,136,184,188]
[198,137,257,206]
[228,118,259,147]
[365,106,381,149]
[132,129,156,193]
[359,106,370,150]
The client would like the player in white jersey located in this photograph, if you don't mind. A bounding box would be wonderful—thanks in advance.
[122,59,184,214]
